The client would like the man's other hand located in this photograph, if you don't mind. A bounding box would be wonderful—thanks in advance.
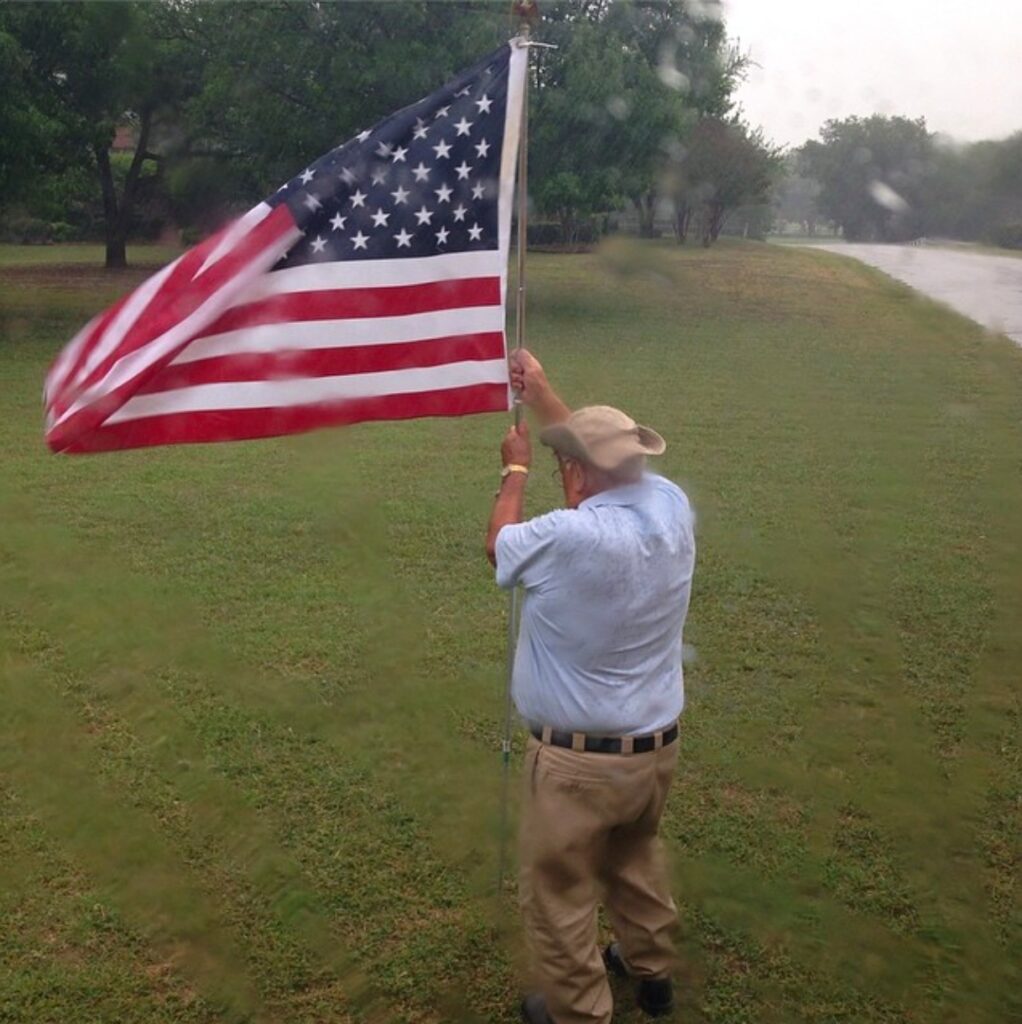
[510,349,550,407]
[502,422,532,468]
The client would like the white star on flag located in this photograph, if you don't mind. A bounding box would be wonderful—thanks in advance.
[351,230,369,250]
[475,139,491,158]
[303,193,322,212]
[391,185,410,205]
[436,226,450,244]
[350,189,367,207]
[310,235,327,253]
[394,228,413,248]
[414,206,434,225]
[476,94,492,113]
[454,117,473,136]
[371,208,390,227]
[433,139,452,159]
[412,162,430,182]
[300,168,315,184]
[471,182,485,200]
[435,183,453,203]
[468,223,483,240]
[452,204,468,222]
[330,213,346,231]
[455,161,472,180]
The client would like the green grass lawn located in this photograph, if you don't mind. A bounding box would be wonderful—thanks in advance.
[1,239,1019,1024]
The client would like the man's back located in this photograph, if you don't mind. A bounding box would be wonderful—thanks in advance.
[496,473,695,735]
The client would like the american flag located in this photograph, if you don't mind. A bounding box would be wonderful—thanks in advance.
[44,42,527,453]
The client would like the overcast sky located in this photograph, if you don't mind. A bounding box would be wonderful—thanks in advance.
[722,0,1022,149]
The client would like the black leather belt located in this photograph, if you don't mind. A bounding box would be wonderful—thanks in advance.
[530,722,679,755]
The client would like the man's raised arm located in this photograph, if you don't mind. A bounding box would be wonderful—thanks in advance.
[510,349,571,426]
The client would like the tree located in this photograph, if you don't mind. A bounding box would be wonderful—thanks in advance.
[529,0,742,243]
[771,151,824,236]
[800,115,935,242]
[665,117,779,245]
[177,2,502,202]
[0,2,200,267]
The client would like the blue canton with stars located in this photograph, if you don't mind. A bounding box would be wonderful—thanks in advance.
[268,44,511,268]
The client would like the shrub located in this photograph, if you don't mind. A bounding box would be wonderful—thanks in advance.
[989,223,1022,250]
[0,214,52,244]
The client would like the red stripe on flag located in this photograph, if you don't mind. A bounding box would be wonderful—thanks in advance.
[61,383,510,453]
[74,205,299,400]
[139,332,507,392]
[45,204,299,453]
[197,276,501,337]
[48,291,134,420]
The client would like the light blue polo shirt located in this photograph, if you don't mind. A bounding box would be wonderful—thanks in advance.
[495,473,695,736]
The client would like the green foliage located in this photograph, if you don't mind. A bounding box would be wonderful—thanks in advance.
[665,117,781,244]
[791,121,1022,247]
[800,115,935,242]
[531,1,739,241]
[180,2,503,196]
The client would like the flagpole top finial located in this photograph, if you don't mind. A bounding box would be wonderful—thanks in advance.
[512,0,540,37]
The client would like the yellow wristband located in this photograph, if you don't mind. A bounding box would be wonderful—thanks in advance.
[501,464,529,479]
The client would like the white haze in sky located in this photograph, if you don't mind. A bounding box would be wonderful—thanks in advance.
[723,0,1022,148]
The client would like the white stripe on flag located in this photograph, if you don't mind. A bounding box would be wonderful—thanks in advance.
[233,249,503,301]
[197,202,272,276]
[74,258,180,387]
[171,305,505,364]
[106,358,509,422]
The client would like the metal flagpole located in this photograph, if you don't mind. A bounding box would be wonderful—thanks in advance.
[496,20,531,897]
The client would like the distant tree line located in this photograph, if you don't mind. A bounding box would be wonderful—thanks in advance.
[0,0,779,267]
[774,114,1022,248]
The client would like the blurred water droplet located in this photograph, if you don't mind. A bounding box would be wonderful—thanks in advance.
[606,96,629,120]
[868,180,910,212]
[658,62,690,92]
[687,0,723,22]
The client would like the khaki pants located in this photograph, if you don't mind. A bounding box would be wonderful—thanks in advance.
[519,735,679,1024]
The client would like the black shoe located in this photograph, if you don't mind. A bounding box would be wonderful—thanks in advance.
[602,943,675,1018]
[520,992,554,1024]
[636,976,674,1018]
[603,942,629,978]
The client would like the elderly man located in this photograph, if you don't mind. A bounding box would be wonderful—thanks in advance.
[485,350,696,1024]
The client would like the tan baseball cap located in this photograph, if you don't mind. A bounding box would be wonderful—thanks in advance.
[539,405,666,471]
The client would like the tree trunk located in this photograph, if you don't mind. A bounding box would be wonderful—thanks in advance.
[95,108,153,270]
[674,202,690,244]
[94,144,126,269]
[634,191,657,238]
[709,202,726,242]
[558,207,577,247]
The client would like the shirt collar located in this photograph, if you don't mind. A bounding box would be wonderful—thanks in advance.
[579,475,652,510]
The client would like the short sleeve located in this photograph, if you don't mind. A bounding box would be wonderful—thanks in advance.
[494,510,573,590]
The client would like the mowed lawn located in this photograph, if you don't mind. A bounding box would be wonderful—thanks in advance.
[1,240,1019,1024]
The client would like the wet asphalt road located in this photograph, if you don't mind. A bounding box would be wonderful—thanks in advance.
[808,243,1022,346]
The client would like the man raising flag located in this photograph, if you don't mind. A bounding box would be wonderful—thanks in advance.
[488,349,695,1024]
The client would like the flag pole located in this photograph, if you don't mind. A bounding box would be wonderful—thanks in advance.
[497,20,531,897]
